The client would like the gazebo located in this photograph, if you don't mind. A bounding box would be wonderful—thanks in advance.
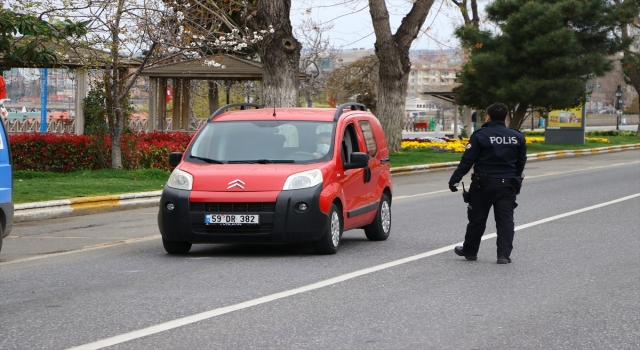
[140,55,283,132]
[422,90,473,138]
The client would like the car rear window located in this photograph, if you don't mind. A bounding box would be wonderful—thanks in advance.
[187,120,335,164]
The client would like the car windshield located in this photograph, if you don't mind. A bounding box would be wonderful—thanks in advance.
[187,120,335,164]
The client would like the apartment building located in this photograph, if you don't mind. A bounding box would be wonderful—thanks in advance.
[407,64,458,98]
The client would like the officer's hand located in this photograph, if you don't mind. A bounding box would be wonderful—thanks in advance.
[449,183,458,192]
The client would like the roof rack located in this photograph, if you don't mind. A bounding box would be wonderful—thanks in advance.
[333,103,367,121]
[208,103,264,121]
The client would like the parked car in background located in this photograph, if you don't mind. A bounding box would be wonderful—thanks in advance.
[0,114,14,253]
[158,103,393,255]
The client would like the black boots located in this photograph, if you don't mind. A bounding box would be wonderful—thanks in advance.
[454,246,477,261]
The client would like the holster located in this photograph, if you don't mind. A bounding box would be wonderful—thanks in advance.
[471,173,487,189]
[512,174,524,195]
[462,182,469,203]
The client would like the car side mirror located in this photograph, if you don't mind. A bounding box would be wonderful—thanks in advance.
[343,152,368,170]
[169,152,183,168]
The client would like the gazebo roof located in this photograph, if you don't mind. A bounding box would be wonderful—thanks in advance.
[423,91,456,104]
[140,54,308,80]
[140,55,262,79]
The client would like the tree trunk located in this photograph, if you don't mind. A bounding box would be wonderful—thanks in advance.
[368,0,435,152]
[208,81,219,116]
[510,103,529,130]
[253,0,300,108]
[305,88,313,107]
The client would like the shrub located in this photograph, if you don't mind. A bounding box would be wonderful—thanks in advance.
[9,133,102,172]
[9,131,194,172]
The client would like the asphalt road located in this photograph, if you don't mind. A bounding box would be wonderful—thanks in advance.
[1,151,639,350]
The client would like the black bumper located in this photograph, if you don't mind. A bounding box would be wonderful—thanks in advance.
[0,201,14,238]
[157,185,328,244]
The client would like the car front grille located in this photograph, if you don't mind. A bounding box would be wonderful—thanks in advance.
[190,202,276,213]
[190,202,276,234]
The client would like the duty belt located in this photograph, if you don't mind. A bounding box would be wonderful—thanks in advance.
[484,178,513,185]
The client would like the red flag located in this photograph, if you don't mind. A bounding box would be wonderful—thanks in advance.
[166,86,172,103]
[0,76,6,100]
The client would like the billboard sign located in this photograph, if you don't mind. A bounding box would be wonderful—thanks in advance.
[546,105,585,129]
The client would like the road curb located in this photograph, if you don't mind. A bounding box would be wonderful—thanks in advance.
[14,191,162,223]
[13,143,640,223]
[389,143,640,175]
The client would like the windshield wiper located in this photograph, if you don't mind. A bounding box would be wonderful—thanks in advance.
[228,159,295,164]
[189,155,225,164]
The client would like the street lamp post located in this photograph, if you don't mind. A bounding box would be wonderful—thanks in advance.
[615,85,622,130]
[67,69,76,119]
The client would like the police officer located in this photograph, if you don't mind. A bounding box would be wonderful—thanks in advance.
[449,103,527,264]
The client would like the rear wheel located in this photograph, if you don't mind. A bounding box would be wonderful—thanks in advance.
[162,238,192,254]
[312,204,342,255]
[364,194,391,241]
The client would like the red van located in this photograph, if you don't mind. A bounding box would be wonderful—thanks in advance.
[158,103,392,254]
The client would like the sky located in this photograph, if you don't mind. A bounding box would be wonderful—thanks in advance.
[290,0,484,51]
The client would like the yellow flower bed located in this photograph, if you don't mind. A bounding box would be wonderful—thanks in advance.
[526,137,545,144]
[585,137,610,143]
[401,136,611,153]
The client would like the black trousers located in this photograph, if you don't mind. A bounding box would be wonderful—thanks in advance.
[463,180,517,258]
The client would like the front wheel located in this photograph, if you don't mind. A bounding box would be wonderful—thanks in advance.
[162,238,192,254]
[364,194,391,241]
[312,204,342,255]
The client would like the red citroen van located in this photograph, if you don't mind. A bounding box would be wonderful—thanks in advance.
[158,103,392,254]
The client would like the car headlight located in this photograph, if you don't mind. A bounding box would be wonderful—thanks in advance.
[283,169,323,191]
[167,168,193,190]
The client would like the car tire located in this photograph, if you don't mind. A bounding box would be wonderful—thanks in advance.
[0,224,3,253]
[312,204,342,255]
[364,194,391,241]
[162,238,192,254]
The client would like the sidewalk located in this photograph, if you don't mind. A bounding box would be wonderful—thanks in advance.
[12,143,640,224]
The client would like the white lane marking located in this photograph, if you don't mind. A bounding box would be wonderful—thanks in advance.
[66,193,640,350]
[394,190,449,200]
[0,235,161,266]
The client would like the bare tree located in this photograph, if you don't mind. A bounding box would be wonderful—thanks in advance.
[450,0,480,27]
[368,0,436,152]
[325,55,378,113]
[296,18,337,107]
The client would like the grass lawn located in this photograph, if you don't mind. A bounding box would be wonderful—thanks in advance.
[390,135,640,168]
[11,135,639,203]
[13,169,170,204]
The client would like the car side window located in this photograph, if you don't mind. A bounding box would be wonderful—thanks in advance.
[358,120,377,157]
[341,123,360,163]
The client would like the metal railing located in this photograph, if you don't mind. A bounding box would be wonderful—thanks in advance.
[401,114,640,132]
[2,117,208,134]
[2,118,75,134]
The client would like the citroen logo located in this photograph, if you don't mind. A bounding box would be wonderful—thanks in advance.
[227,179,245,190]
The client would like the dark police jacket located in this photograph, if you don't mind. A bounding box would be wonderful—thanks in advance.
[449,120,527,185]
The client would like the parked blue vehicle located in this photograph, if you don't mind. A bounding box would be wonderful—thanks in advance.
[0,118,13,253]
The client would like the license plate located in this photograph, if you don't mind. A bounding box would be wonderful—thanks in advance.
[205,214,260,226]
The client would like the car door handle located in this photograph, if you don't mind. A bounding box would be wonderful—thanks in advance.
[380,157,390,164]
